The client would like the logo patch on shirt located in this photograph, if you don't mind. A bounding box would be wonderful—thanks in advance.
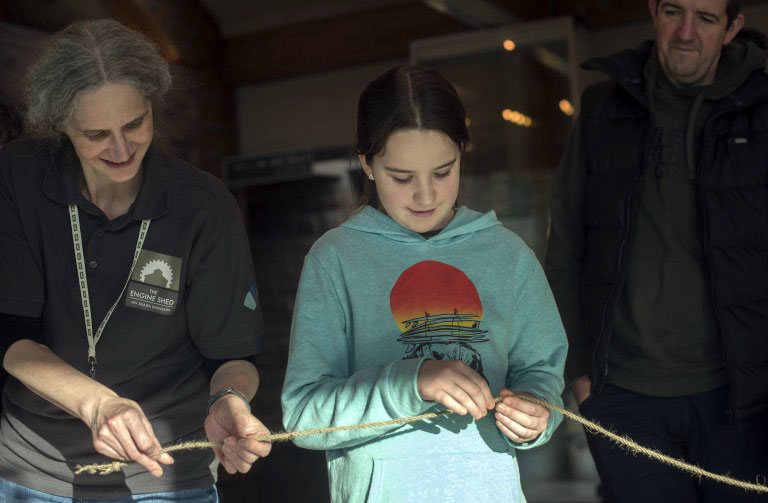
[125,250,182,315]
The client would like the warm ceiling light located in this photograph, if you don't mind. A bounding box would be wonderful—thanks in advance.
[523,117,533,127]
[559,99,575,116]
[503,39,516,51]
[502,109,513,120]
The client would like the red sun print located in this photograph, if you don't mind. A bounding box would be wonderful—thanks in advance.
[390,261,489,373]
[390,260,483,333]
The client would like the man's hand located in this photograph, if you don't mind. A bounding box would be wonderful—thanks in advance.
[204,394,272,474]
[571,375,592,405]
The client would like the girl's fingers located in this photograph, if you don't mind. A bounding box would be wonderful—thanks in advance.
[454,380,490,419]
[435,392,468,416]
[457,367,494,407]
[495,410,537,440]
[496,419,524,442]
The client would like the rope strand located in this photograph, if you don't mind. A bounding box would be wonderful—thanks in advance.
[73,394,768,494]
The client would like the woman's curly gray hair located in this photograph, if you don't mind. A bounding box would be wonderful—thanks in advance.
[23,19,172,138]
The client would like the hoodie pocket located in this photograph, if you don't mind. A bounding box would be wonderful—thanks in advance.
[366,451,521,503]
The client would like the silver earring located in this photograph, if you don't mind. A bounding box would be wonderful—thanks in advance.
[367,173,374,181]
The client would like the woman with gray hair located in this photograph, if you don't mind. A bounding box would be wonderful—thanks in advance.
[0,19,270,501]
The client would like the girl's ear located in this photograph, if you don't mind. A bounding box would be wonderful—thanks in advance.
[359,153,373,179]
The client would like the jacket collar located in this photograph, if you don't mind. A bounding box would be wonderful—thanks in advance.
[582,40,653,108]
[582,34,768,112]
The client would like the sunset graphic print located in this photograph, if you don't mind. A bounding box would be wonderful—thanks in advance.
[390,260,489,375]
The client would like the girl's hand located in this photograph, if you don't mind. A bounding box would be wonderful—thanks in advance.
[494,388,549,443]
[417,359,495,420]
[87,396,173,477]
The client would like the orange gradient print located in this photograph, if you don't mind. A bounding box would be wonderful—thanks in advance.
[390,261,485,340]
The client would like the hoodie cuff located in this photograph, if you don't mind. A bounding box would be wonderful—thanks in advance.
[386,357,435,418]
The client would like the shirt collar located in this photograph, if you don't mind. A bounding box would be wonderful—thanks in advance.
[42,140,169,222]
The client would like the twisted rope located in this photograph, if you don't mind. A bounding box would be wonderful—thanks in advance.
[74,394,768,494]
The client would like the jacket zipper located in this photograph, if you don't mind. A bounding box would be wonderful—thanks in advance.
[696,113,737,424]
[592,125,647,393]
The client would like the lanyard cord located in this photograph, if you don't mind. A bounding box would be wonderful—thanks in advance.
[68,204,150,379]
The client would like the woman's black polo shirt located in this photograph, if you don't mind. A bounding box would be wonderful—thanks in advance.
[0,138,265,497]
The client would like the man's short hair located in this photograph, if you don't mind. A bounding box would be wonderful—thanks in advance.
[656,0,742,29]
[726,0,743,29]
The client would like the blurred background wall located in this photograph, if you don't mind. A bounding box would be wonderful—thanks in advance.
[3,1,768,501]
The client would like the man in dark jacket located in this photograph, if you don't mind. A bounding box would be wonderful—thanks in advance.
[546,0,768,501]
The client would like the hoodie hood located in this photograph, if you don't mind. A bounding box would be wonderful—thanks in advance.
[341,205,502,246]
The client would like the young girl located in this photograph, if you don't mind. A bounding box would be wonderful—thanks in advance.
[281,65,567,502]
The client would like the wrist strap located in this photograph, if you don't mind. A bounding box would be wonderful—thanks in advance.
[206,387,251,415]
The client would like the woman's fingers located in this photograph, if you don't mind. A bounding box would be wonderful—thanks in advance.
[237,437,272,458]
[101,408,164,476]
[222,438,258,473]
[92,436,127,461]
[96,422,130,460]
[140,415,174,465]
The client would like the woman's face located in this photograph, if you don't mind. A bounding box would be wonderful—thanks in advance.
[62,82,153,188]
[361,129,460,233]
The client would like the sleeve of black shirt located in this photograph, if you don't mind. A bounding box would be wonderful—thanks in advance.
[0,312,44,367]
[0,144,46,318]
[200,355,258,381]
[185,211,265,360]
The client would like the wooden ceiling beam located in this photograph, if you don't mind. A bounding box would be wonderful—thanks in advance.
[223,2,466,85]
[489,0,648,28]
[104,0,222,67]
[491,0,768,29]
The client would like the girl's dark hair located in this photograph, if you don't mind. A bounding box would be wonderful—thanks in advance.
[355,65,469,208]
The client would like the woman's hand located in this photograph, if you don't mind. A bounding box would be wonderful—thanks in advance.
[494,389,549,443]
[204,394,272,474]
[87,396,173,477]
[417,359,495,420]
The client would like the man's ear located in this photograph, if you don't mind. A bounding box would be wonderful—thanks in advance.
[724,14,745,45]
[648,0,659,26]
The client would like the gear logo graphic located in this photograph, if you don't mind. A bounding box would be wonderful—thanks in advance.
[139,259,174,289]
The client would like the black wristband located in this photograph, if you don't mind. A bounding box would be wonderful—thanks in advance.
[206,387,251,415]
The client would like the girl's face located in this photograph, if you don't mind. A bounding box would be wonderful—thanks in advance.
[361,128,460,233]
[62,82,153,188]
